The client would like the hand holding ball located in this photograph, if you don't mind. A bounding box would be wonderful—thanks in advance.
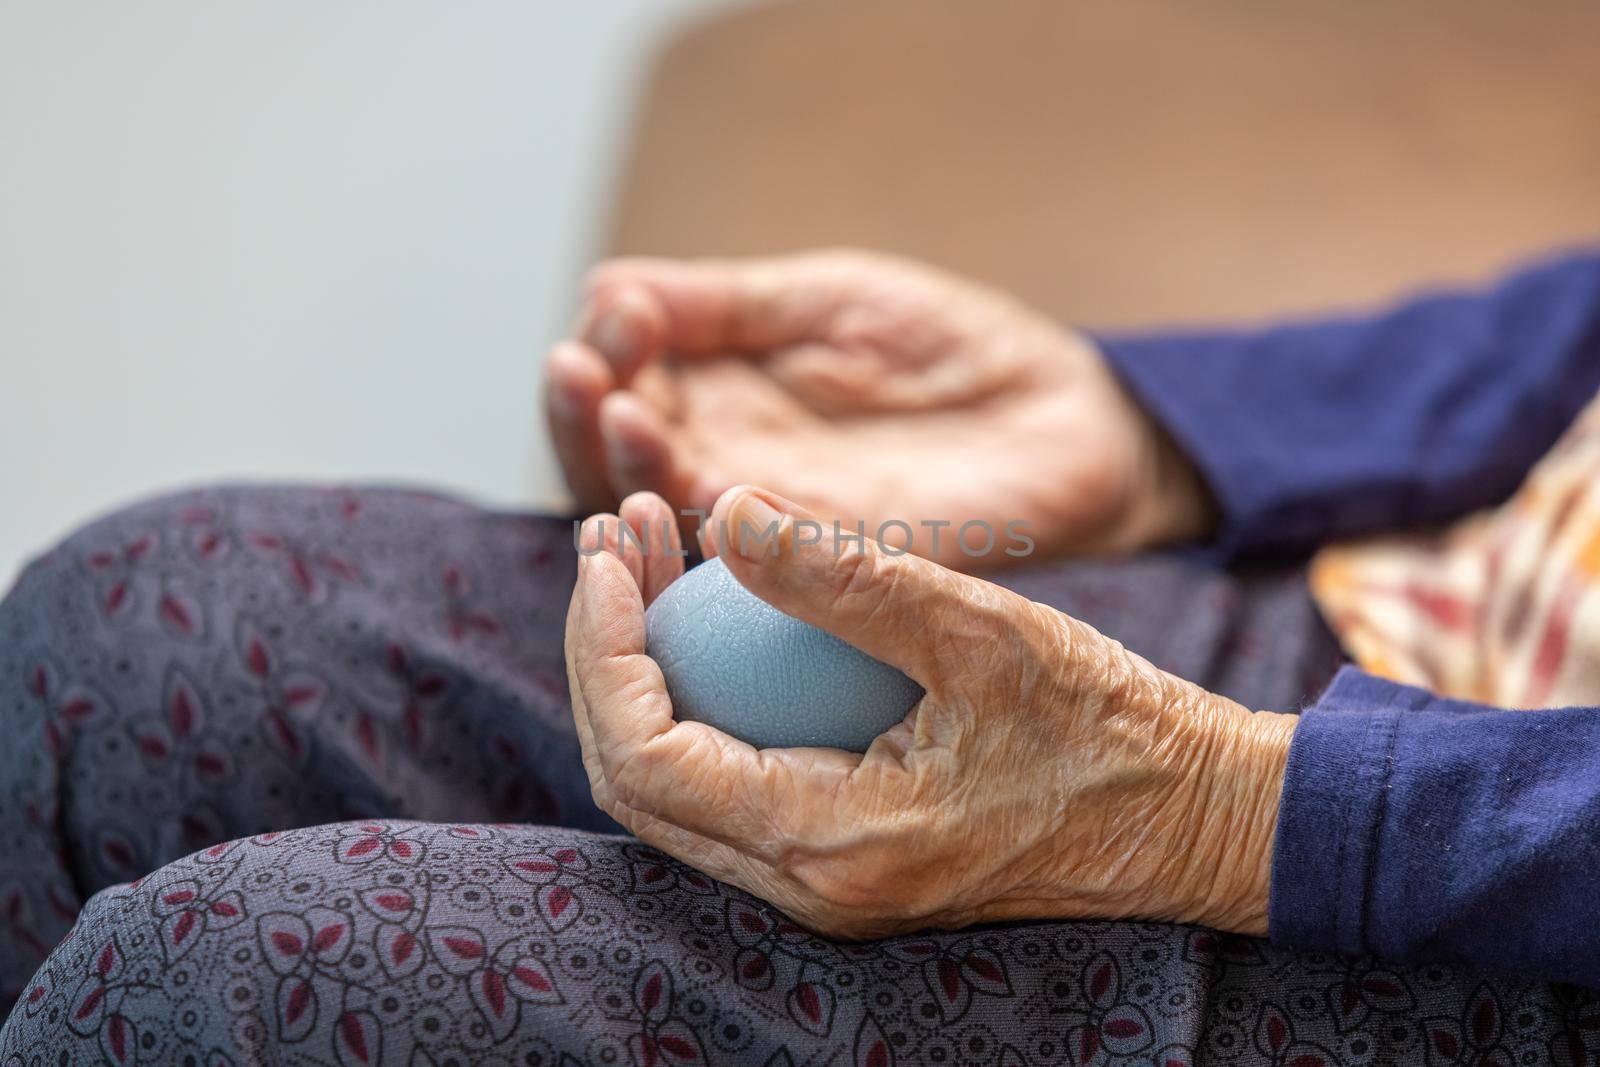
[644,556,923,751]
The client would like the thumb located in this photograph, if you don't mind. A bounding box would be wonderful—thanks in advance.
[706,486,1018,688]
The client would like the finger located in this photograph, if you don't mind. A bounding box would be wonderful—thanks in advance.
[544,341,617,514]
[564,567,776,897]
[708,485,1020,688]
[564,564,613,803]
[571,549,842,855]
[600,392,722,549]
[599,392,696,515]
[577,512,644,594]
[565,580,753,874]
[584,253,860,357]
[576,282,667,384]
[619,490,684,606]
[566,559,764,876]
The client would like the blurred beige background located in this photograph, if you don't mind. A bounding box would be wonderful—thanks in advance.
[610,0,1600,327]
[6,0,1599,585]
[0,1,736,580]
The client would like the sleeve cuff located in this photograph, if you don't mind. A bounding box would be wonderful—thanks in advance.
[1270,664,1600,984]
[1268,665,1408,954]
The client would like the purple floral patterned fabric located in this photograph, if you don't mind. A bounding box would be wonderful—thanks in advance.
[1,485,1592,1064]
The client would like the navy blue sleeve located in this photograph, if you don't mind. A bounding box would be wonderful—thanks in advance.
[1097,250,1600,558]
[1271,667,1600,985]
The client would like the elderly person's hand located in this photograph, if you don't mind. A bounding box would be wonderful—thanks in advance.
[545,250,1213,568]
[566,487,1296,939]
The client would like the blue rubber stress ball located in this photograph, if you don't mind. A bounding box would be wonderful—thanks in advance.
[643,556,924,751]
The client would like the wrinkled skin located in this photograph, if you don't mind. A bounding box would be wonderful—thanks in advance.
[545,250,1213,568]
[566,487,1296,940]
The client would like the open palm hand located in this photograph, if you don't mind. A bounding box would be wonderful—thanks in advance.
[546,250,1210,568]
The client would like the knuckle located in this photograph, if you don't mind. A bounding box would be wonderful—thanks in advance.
[828,543,900,609]
[826,549,908,641]
[609,732,710,816]
[607,767,644,812]
[606,745,663,810]
[818,540,873,600]
[929,581,1009,666]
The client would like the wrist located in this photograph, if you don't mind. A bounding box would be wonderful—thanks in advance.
[1175,704,1297,934]
[1141,417,1219,547]
[1078,332,1218,550]
[1025,636,1294,932]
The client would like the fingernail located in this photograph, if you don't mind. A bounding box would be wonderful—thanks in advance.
[731,492,787,561]
[548,380,582,417]
[580,515,622,561]
[601,414,652,473]
[593,308,628,363]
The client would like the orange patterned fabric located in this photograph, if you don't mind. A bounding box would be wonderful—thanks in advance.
[1311,391,1600,707]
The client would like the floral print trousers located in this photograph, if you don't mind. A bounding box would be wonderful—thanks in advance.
[0,486,1593,1065]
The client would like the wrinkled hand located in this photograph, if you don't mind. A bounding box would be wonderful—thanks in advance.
[546,250,1212,568]
[566,487,1295,940]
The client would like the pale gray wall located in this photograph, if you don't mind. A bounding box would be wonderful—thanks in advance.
[0,0,732,580]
